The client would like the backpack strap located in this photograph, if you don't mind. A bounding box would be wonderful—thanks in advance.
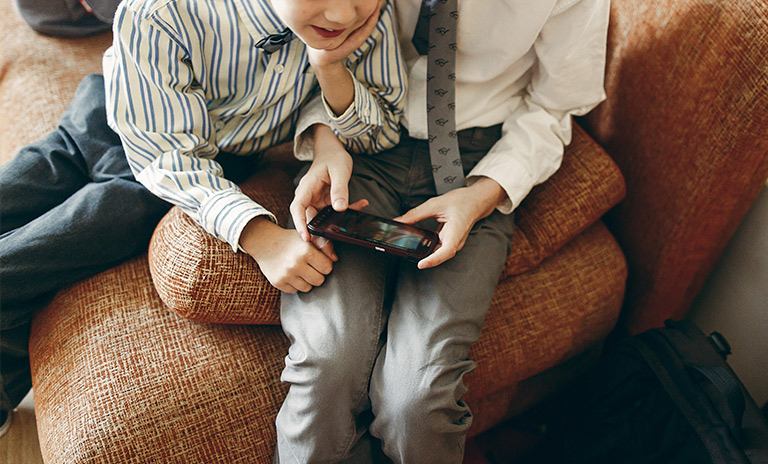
[689,363,745,435]
[660,320,746,435]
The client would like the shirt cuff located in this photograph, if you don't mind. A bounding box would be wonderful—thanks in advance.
[293,95,330,161]
[199,189,278,252]
[467,157,535,215]
[322,69,382,137]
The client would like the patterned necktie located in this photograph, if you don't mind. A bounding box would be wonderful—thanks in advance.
[413,0,463,195]
[255,28,296,54]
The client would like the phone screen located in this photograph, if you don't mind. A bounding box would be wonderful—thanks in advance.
[308,207,438,260]
[324,211,427,252]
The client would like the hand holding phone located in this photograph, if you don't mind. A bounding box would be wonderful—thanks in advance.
[307,206,438,262]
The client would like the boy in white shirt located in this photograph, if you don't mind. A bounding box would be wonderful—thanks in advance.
[278,0,610,462]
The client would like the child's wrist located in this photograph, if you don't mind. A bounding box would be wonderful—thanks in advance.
[311,60,346,78]
[311,124,338,154]
[313,63,355,117]
[469,177,507,217]
[239,216,280,254]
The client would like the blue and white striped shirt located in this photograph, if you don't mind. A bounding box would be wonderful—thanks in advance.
[104,0,406,250]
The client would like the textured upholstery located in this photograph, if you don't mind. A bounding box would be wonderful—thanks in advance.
[0,5,110,165]
[30,223,624,463]
[148,124,625,325]
[583,0,768,334]
[30,256,290,463]
[147,156,300,325]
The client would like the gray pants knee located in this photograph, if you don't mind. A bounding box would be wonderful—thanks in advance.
[276,127,514,464]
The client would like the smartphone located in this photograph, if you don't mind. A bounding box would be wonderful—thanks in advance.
[307,206,438,262]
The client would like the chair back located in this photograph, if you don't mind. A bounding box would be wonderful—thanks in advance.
[584,0,768,334]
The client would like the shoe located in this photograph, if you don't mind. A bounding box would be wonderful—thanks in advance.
[0,409,12,439]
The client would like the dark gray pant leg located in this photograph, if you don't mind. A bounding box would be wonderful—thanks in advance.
[0,75,171,411]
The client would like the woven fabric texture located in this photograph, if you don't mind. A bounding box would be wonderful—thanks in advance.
[583,0,768,334]
[465,222,625,403]
[148,157,300,325]
[29,222,625,463]
[501,124,625,279]
[29,256,290,464]
[0,3,112,165]
[149,124,624,325]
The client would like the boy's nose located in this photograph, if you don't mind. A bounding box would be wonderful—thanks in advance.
[323,0,357,26]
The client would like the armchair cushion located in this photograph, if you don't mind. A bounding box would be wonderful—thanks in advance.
[148,152,300,325]
[31,221,625,463]
[148,124,625,325]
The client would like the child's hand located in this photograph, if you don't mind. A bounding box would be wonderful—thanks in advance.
[305,3,381,70]
[395,178,507,269]
[239,217,337,293]
[290,124,369,241]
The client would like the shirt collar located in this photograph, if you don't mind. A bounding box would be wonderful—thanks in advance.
[231,0,289,43]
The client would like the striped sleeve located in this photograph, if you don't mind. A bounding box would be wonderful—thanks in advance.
[336,0,406,153]
[107,1,274,252]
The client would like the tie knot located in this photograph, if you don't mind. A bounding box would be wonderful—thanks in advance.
[412,0,457,56]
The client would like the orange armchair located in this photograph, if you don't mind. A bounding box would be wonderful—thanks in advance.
[1,0,765,462]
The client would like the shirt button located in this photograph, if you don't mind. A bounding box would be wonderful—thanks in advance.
[214,121,225,130]
[274,64,285,73]
[363,107,370,117]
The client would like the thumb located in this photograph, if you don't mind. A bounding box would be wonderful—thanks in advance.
[395,201,435,225]
[328,165,351,211]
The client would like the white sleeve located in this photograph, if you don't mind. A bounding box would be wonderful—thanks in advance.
[467,0,610,213]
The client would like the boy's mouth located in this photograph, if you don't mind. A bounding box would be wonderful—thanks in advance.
[312,26,345,39]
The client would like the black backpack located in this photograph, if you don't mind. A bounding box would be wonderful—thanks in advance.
[526,319,768,464]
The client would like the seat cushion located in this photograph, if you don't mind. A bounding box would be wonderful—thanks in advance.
[30,221,625,464]
[148,124,625,324]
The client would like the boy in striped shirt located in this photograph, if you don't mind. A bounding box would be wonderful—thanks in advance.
[0,0,405,434]
[107,0,406,291]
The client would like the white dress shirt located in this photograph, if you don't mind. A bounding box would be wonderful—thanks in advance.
[103,0,406,250]
[399,0,609,212]
[298,0,609,214]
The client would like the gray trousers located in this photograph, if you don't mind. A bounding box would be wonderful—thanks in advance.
[276,126,515,464]
[0,75,171,412]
